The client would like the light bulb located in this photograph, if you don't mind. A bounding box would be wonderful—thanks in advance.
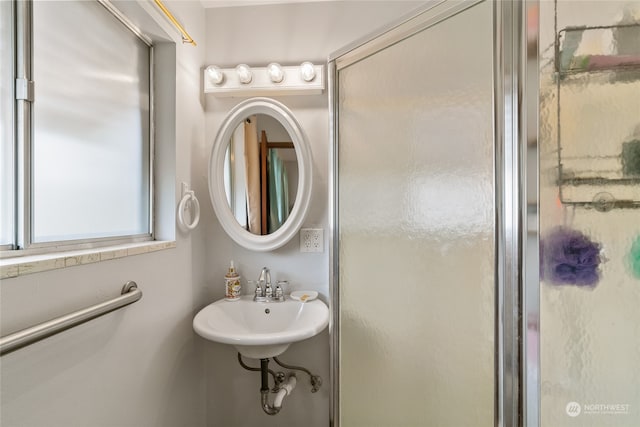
[236,64,252,84]
[205,65,224,85]
[300,62,316,82]
[267,62,284,83]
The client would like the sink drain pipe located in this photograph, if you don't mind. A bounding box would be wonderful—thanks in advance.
[237,353,282,388]
[273,374,296,408]
[260,358,296,415]
[238,353,310,416]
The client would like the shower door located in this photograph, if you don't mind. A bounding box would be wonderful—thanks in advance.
[332,0,640,425]
[331,1,501,425]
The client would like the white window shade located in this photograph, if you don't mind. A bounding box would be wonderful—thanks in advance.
[31,1,151,243]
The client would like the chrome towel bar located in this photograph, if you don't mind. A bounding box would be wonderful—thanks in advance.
[0,281,142,356]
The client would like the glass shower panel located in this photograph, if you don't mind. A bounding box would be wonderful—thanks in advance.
[337,2,494,425]
[539,0,640,426]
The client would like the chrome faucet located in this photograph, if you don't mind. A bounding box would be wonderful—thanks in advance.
[263,267,272,298]
[254,267,270,301]
[254,267,285,302]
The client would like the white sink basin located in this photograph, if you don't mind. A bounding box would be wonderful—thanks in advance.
[193,295,329,359]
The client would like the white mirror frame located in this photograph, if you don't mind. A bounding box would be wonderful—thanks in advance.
[208,97,313,251]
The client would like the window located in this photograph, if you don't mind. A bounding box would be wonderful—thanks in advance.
[1,0,153,254]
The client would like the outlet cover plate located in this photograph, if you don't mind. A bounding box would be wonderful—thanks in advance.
[300,228,323,252]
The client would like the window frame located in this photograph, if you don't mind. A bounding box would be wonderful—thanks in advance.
[3,0,155,258]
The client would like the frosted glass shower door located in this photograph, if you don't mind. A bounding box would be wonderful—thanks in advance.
[335,1,495,426]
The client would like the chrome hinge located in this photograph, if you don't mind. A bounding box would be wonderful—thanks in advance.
[15,78,34,102]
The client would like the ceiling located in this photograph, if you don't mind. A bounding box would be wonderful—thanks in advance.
[200,0,343,8]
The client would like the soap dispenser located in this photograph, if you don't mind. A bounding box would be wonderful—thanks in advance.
[225,261,241,301]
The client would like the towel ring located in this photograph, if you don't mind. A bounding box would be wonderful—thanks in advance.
[178,190,200,231]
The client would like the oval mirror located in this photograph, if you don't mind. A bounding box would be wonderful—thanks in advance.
[208,97,313,251]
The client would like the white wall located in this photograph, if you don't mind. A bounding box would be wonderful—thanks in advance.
[201,2,424,426]
[0,1,209,426]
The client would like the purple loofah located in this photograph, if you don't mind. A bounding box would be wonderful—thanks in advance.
[541,226,601,287]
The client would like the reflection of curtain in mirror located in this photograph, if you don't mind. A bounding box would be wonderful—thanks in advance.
[268,149,289,233]
[243,115,261,234]
[230,125,248,228]
[224,139,232,208]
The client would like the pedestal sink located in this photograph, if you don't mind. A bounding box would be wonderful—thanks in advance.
[193,295,329,359]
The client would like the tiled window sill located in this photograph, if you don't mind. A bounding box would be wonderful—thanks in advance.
[0,241,176,279]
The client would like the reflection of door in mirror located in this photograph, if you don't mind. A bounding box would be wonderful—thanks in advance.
[224,114,298,235]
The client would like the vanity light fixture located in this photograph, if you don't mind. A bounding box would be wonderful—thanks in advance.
[203,62,325,97]
[236,64,253,84]
[205,65,225,85]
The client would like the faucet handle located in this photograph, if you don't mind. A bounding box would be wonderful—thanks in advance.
[274,280,287,302]
[274,285,284,300]
[249,280,264,301]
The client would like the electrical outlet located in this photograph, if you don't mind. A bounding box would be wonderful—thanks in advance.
[300,228,323,253]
